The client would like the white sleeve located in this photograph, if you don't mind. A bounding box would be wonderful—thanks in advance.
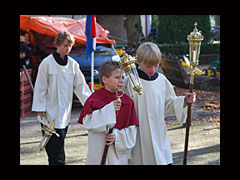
[113,125,137,158]
[73,63,91,105]
[82,102,116,133]
[32,61,48,112]
[164,78,188,124]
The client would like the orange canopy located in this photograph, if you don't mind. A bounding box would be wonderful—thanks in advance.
[20,15,115,44]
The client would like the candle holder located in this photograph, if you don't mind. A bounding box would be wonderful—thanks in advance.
[187,22,204,73]
[119,52,143,95]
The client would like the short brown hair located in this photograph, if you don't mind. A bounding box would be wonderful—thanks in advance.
[136,42,162,66]
[99,60,120,86]
[54,31,75,46]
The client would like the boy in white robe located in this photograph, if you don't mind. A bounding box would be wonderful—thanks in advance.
[78,61,139,165]
[32,31,91,165]
[126,42,196,165]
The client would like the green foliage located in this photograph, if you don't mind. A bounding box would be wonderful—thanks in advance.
[151,15,217,55]
[158,43,188,55]
[158,42,220,55]
[152,15,212,44]
[200,42,220,54]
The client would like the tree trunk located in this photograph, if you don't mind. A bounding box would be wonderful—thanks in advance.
[96,15,127,45]
[124,15,141,48]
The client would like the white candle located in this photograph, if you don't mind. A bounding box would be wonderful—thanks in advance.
[193,50,196,63]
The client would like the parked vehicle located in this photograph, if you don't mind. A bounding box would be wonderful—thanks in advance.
[69,45,120,89]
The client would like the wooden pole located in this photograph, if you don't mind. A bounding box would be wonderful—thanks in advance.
[100,128,113,165]
[22,65,34,92]
[100,93,122,165]
[183,73,194,165]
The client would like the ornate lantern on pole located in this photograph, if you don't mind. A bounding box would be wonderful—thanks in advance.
[183,22,203,165]
[119,52,143,95]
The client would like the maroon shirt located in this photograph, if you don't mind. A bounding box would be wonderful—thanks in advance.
[78,88,139,130]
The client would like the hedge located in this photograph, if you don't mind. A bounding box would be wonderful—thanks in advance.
[152,15,212,44]
[158,42,220,55]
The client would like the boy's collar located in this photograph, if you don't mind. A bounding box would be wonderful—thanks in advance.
[136,64,158,81]
[53,51,68,66]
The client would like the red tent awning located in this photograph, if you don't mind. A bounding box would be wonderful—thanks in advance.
[20,15,115,44]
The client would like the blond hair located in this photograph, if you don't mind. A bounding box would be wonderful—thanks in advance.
[54,31,75,46]
[136,42,162,65]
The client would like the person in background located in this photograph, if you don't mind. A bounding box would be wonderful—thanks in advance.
[32,31,91,165]
[20,34,32,69]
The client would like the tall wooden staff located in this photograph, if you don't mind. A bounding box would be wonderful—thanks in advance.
[183,22,203,165]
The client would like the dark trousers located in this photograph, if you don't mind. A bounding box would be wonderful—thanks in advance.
[41,124,68,165]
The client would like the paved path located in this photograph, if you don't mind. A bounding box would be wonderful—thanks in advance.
[20,103,220,165]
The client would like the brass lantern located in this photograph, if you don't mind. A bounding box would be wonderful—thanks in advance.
[119,52,143,95]
[187,22,204,70]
